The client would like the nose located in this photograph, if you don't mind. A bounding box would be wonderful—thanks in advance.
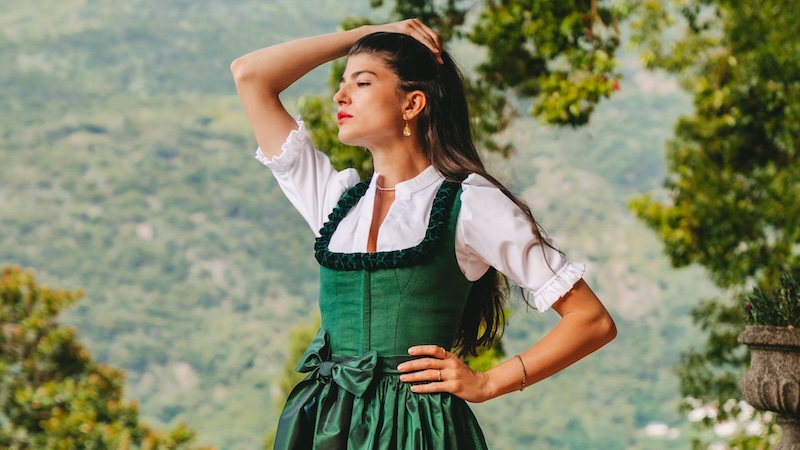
[333,85,348,105]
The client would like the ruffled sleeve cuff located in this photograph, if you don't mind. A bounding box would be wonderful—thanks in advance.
[530,261,585,312]
[254,116,310,173]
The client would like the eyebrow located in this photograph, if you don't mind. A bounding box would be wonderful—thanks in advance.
[339,70,378,84]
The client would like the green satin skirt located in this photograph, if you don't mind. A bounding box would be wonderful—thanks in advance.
[273,334,488,449]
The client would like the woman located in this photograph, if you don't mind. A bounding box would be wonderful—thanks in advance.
[232,19,616,449]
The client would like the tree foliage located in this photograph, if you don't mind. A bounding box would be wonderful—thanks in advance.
[630,0,800,288]
[629,0,800,446]
[470,0,622,126]
[0,266,210,450]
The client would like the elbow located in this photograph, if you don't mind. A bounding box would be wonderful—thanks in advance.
[595,312,617,347]
[230,56,260,86]
[230,56,278,97]
[230,57,249,83]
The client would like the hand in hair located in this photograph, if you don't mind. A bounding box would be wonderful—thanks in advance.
[375,19,444,64]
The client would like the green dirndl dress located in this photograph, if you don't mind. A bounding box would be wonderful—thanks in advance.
[273,180,489,449]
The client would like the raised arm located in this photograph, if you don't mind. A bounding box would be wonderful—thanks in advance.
[230,20,443,159]
[230,27,371,159]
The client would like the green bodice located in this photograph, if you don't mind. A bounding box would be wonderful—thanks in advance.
[315,180,473,356]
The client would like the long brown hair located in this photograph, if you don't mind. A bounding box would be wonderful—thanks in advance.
[350,32,553,357]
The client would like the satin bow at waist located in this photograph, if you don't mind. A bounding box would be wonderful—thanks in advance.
[295,330,416,397]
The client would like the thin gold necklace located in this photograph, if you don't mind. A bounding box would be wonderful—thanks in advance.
[375,183,396,191]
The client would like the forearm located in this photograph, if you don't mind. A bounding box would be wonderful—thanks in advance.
[484,308,616,399]
[230,25,376,94]
[230,25,377,157]
[480,278,617,400]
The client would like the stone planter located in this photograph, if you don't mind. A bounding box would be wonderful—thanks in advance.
[738,325,800,449]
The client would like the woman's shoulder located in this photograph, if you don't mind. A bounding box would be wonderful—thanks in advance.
[457,173,533,224]
[459,173,508,203]
[461,173,494,188]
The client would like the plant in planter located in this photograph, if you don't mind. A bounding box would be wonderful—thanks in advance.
[738,273,800,450]
[744,274,800,327]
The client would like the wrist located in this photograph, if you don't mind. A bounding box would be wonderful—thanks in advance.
[351,24,376,41]
[480,368,500,402]
[358,24,377,35]
[483,355,529,399]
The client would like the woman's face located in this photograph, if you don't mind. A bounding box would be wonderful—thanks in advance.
[333,53,406,148]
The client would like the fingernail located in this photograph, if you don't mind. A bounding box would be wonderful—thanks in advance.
[407,347,416,355]
[397,364,405,371]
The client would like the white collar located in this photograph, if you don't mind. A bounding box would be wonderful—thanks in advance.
[370,166,443,197]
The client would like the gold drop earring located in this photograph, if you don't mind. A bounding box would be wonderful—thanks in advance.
[403,120,412,137]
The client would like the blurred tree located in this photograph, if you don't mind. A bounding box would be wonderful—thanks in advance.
[0,266,211,450]
[470,0,622,126]
[628,0,799,446]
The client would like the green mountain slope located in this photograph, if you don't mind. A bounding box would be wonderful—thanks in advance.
[0,1,719,448]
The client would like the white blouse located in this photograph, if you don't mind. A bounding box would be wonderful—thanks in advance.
[256,117,584,312]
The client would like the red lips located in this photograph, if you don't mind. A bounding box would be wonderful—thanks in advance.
[337,111,352,124]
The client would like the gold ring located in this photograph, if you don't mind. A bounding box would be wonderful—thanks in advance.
[437,369,442,382]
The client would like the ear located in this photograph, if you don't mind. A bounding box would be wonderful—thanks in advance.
[402,90,427,120]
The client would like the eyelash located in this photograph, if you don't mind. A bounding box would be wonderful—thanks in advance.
[356,81,370,87]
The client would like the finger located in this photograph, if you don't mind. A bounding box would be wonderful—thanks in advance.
[409,380,449,394]
[398,368,441,383]
[407,345,449,359]
[403,19,444,64]
[407,19,437,43]
[397,357,441,373]
[412,19,443,52]
[414,29,443,62]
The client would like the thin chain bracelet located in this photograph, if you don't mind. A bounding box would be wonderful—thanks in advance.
[514,354,527,391]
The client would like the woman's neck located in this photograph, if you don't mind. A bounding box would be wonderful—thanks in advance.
[370,142,431,189]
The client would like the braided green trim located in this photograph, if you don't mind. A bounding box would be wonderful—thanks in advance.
[314,180,460,271]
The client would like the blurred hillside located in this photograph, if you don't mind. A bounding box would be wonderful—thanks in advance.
[0,1,720,448]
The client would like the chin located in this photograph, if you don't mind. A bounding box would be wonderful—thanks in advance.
[337,131,361,147]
